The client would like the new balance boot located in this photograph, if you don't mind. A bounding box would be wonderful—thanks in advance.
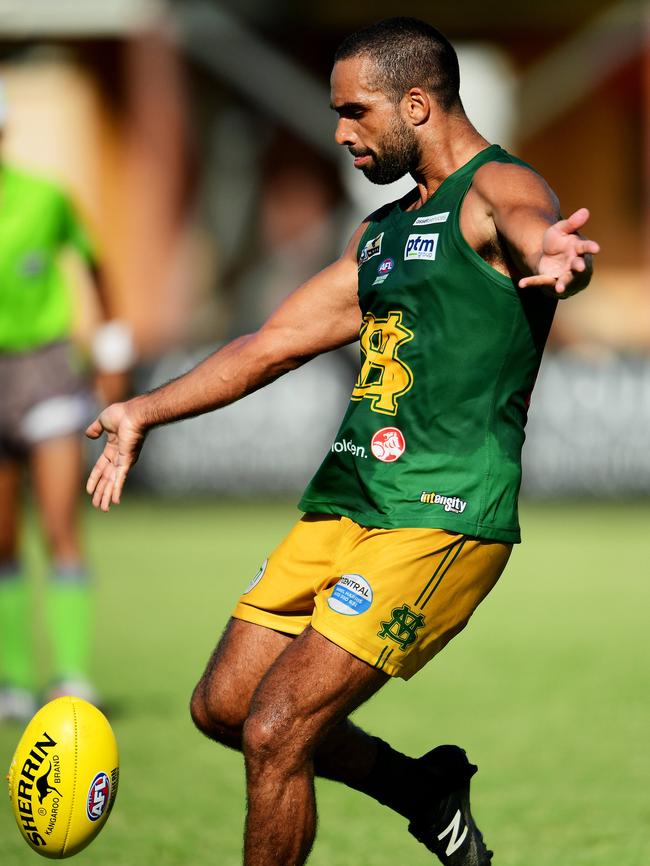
[408,744,492,866]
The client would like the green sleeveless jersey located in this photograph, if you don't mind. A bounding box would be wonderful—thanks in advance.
[299,145,557,543]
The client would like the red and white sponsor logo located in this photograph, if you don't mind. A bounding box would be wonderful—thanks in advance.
[371,427,406,462]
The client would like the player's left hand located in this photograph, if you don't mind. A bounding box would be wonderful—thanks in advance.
[518,207,600,297]
[85,401,146,512]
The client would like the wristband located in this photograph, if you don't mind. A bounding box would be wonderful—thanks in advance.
[91,320,136,373]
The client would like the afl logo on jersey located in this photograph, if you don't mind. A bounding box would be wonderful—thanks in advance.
[371,427,406,462]
[373,258,395,286]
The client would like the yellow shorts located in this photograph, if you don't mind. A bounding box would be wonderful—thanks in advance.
[232,514,512,680]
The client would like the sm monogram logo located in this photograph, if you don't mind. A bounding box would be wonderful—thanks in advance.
[351,311,414,416]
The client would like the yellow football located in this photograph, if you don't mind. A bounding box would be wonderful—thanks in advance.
[6,696,119,859]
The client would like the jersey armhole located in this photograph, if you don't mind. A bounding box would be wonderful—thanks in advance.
[355,223,375,264]
[448,165,520,298]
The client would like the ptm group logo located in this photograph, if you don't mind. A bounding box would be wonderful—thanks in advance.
[404,233,439,261]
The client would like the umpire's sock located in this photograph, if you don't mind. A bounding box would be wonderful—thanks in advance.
[46,563,93,684]
[0,562,34,689]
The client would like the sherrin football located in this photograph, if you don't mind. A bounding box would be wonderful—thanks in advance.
[7,696,119,859]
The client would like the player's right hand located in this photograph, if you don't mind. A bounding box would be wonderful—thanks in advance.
[85,402,146,512]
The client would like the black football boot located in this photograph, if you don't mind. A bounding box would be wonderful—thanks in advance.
[408,744,493,866]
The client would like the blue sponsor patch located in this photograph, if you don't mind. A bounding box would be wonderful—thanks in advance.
[327,574,373,616]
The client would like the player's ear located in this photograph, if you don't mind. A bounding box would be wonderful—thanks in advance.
[403,88,430,126]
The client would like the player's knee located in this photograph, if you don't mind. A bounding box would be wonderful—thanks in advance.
[242,704,306,770]
[189,680,221,737]
[241,711,276,765]
[189,679,243,748]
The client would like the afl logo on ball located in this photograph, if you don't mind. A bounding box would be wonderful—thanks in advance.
[87,772,110,822]
[371,427,406,462]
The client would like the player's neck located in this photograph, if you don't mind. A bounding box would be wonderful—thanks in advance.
[409,115,491,208]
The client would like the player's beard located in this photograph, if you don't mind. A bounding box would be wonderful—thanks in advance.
[355,117,421,185]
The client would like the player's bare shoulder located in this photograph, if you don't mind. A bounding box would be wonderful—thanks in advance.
[459,162,541,270]
[460,159,560,274]
[470,160,559,218]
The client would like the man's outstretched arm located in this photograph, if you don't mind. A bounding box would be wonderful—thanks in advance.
[86,223,367,511]
[471,161,600,296]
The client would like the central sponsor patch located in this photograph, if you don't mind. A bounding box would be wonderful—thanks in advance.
[371,427,406,462]
[359,232,383,267]
[328,574,373,616]
[404,233,439,261]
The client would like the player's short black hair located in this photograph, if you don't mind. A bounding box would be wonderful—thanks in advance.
[334,17,461,110]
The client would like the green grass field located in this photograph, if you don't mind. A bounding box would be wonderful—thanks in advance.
[2,498,649,866]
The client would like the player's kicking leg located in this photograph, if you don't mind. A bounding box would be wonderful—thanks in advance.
[241,624,388,866]
[191,618,492,866]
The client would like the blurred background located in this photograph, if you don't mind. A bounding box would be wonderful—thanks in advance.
[1,0,648,493]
